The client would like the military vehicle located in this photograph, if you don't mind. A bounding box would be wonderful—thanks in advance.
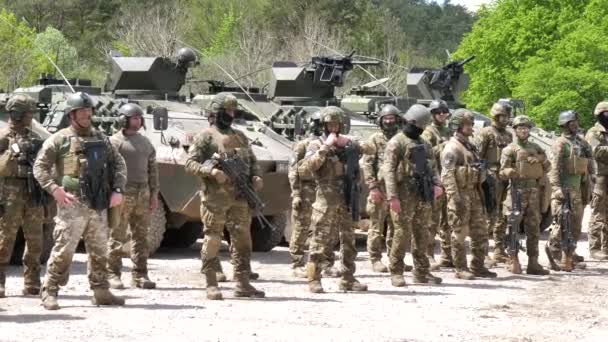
[39,49,292,253]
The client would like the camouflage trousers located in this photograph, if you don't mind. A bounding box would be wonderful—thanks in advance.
[0,178,44,289]
[389,189,431,276]
[503,186,541,257]
[428,193,451,259]
[307,194,357,281]
[200,192,252,279]
[447,189,487,272]
[290,182,337,268]
[588,178,608,252]
[489,172,508,252]
[548,189,584,256]
[107,183,151,279]
[43,200,110,294]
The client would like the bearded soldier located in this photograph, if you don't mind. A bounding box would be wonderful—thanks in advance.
[384,104,443,287]
[106,103,158,289]
[34,92,127,310]
[299,106,369,293]
[185,93,264,299]
[499,116,550,275]
[547,110,592,272]
[442,109,497,280]
[421,99,453,268]
[0,94,46,298]
[585,102,608,260]
[362,104,401,273]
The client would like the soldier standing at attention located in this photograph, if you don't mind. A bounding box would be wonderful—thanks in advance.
[34,92,127,310]
[383,104,443,287]
[442,109,497,280]
[185,93,265,300]
[499,116,550,275]
[421,100,453,268]
[585,102,608,261]
[0,94,45,298]
[106,103,158,290]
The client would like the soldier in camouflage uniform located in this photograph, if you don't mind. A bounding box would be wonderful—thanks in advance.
[107,103,159,289]
[289,111,341,278]
[0,94,45,298]
[185,93,265,300]
[547,110,592,272]
[442,109,497,280]
[476,102,513,264]
[362,104,401,273]
[499,116,550,275]
[421,100,453,268]
[300,106,369,293]
[384,104,443,287]
[585,102,608,260]
[34,92,127,310]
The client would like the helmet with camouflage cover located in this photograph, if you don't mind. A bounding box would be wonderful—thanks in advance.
[6,94,37,121]
[320,106,350,134]
[428,100,449,114]
[558,110,578,126]
[207,92,238,114]
[64,92,95,115]
[594,101,608,116]
[377,104,401,133]
[449,108,475,131]
[403,104,431,130]
[490,102,511,118]
[512,115,533,128]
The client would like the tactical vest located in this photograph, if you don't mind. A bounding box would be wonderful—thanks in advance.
[587,124,608,176]
[309,138,346,184]
[394,138,431,184]
[561,138,589,176]
[482,126,512,167]
[510,142,545,180]
[373,134,389,181]
[450,138,482,190]
[0,131,41,179]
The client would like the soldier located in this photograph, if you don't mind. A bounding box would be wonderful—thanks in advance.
[384,104,443,287]
[547,110,592,272]
[106,103,158,289]
[421,99,453,268]
[289,111,341,278]
[362,104,401,273]
[185,93,264,300]
[476,102,513,264]
[499,116,550,275]
[585,102,608,260]
[442,109,497,280]
[299,106,368,293]
[0,94,45,298]
[34,92,127,310]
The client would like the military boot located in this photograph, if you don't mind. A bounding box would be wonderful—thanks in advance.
[234,274,265,298]
[560,253,574,272]
[216,271,228,282]
[322,266,342,278]
[390,274,406,287]
[41,288,59,310]
[307,263,324,293]
[0,283,5,298]
[404,264,414,272]
[132,275,156,289]
[455,268,476,280]
[526,257,550,275]
[0,272,5,298]
[493,247,508,263]
[292,266,308,278]
[249,272,260,280]
[573,252,584,263]
[107,274,125,290]
[472,266,497,278]
[507,255,522,274]
[371,260,389,273]
[339,276,368,292]
[91,288,125,306]
[413,272,443,284]
[590,249,608,261]
[205,271,223,300]
[22,287,40,296]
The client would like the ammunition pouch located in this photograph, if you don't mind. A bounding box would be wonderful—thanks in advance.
[62,175,81,193]
[455,165,480,189]
[516,155,544,180]
[566,155,589,176]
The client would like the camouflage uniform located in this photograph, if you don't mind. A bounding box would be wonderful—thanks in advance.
[442,109,496,280]
[585,102,608,260]
[421,117,453,265]
[300,106,369,293]
[185,93,264,299]
[384,104,442,286]
[34,93,127,310]
[547,111,592,271]
[0,94,45,297]
[107,110,159,289]
[499,116,550,275]
[476,103,513,262]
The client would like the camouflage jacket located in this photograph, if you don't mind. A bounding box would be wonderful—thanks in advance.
[421,122,452,173]
[383,132,439,200]
[585,122,608,176]
[288,136,316,200]
[499,139,550,181]
[549,133,592,190]
[110,130,159,196]
[361,131,395,190]
[441,133,483,196]
[0,127,44,179]
[476,124,512,170]
[33,126,127,195]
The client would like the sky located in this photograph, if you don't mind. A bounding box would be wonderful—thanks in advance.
[449,0,492,11]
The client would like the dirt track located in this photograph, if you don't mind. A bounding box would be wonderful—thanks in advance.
[1,228,608,342]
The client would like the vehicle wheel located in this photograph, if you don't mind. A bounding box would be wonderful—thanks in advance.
[121,202,167,257]
[161,221,202,248]
[10,223,55,265]
[251,214,287,252]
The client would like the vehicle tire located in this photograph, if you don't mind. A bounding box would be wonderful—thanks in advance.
[121,203,167,257]
[251,214,286,252]
[161,221,202,248]
[10,223,55,265]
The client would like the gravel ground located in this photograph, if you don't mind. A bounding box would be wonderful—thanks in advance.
[1,225,608,341]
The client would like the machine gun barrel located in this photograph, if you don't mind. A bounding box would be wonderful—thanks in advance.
[456,55,475,67]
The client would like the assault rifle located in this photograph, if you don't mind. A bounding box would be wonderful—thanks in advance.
[481,161,497,214]
[338,142,361,221]
[507,180,523,257]
[13,138,50,207]
[411,144,433,203]
[560,187,576,254]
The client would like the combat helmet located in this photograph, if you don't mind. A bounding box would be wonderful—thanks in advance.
[449,108,475,131]
[428,100,449,114]
[207,92,238,114]
[490,102,512,118]
[558,110,578,126]
[64,92,95,115]
[5,94,37,121]
[320,106,350,134]
[512,115,533,128]
[403,104,431,130]
[118,103,145,128]
[594,101,608,116]
[377,104,401,133]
